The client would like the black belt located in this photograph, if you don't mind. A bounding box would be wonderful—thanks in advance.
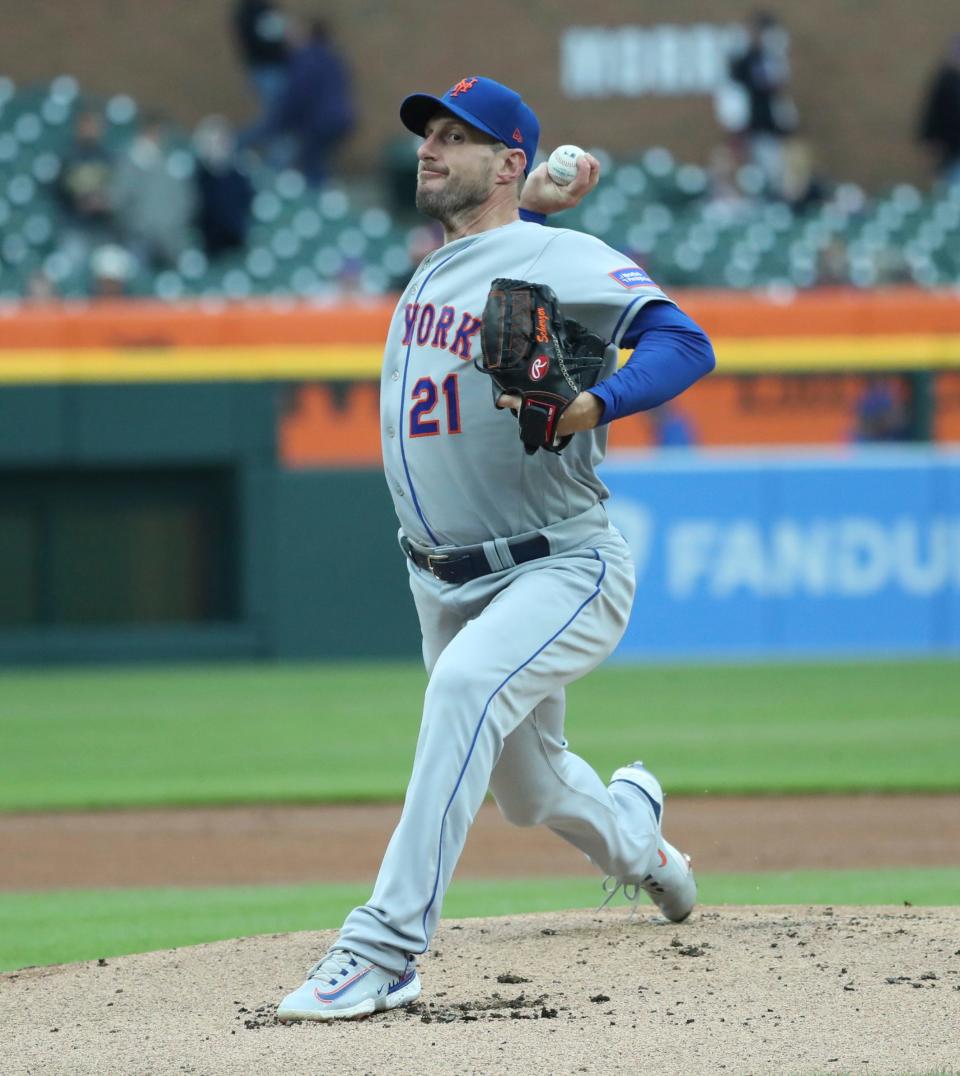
[401,533,551,584]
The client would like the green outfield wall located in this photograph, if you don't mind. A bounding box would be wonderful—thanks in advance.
[0,381,420,664]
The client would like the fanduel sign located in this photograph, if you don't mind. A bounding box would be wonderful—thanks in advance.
[667,517,960,598]
[601,451,960,657]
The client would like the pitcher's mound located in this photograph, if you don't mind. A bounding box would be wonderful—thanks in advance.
[2,906,957,1075]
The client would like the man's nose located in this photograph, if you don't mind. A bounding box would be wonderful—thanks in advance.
[417,136,438,161]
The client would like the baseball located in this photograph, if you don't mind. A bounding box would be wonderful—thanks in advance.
[547,144,585,186]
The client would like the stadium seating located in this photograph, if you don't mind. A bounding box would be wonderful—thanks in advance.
[1,76,959,300]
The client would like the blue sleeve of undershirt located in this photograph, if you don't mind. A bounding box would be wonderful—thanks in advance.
[518,208,547,225]
[589,300,716,424]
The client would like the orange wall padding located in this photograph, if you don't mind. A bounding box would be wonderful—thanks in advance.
[279,371,960,466]
[683,288,960,337]
[0,300,396,348]
[4,290,960,461]
[281,382,383,467]
[4,288,960,348]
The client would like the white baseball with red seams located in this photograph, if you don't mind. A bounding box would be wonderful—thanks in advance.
[547,144,585,186]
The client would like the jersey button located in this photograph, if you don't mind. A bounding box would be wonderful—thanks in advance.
[391,370,400,381]
[386,426,395,438]
[395,485,405,497]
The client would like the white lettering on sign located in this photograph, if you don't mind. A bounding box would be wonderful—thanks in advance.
[657,515,960,599]
[561,23,749,99]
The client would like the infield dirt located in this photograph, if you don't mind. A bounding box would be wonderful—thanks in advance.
[2,905,959,1075]
[1,794,957,890]
[2,796,960,1073]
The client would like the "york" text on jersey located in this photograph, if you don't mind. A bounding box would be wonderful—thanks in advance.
[402,303,483,360]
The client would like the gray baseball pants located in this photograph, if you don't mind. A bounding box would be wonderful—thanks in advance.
[336,524,659,975]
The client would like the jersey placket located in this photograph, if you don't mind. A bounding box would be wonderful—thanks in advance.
[392,241,478,546]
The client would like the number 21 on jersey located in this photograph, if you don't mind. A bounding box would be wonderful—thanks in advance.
[409,374,461,437]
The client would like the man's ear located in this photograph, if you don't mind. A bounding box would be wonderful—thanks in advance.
[496,148,527,186]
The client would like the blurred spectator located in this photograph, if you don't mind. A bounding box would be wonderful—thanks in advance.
[781,135,826,211]
[407,222,443,261]
[192,116,254,258]
[110,119,196,269]
[817,237,849,285]
[383,133,421,216]
[649,402,698,447]
[55,109,116,270]
[338,255,366,297]
[255,17,356,185]
[917,33,960,185]
[728,11,798,199]
[705,143,747,209]
[90,244,136,298]
[389,222,443,290]
[233,0,291,158]
[852,376,911,442]
[26,270,57,302]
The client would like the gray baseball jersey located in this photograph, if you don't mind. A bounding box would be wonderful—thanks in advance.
[379,220,671,548]
[335,220,671,976]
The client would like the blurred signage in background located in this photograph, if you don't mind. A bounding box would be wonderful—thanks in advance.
[560,21,791,131]
[603,448,960,658]
[562,23,746,98]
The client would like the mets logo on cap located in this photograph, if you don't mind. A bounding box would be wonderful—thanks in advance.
[450,78,478,97]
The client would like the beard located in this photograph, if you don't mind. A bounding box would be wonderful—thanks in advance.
[415,169,492,227]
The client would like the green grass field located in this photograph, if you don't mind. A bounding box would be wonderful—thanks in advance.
[1,658,957,972]
[1,658,958,810]
[3,869,958,973]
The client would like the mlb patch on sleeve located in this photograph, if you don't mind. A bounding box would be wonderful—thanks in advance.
[609,266,654,288]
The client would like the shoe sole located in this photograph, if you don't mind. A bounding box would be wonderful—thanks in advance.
[277,975,421,1023]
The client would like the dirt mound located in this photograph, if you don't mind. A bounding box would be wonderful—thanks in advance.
[2,905,958,1075]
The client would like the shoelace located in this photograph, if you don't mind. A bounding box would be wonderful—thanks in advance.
[598,876,641,914]
[306,950,360,986]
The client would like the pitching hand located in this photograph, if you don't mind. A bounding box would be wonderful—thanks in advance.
[519,153,601,216]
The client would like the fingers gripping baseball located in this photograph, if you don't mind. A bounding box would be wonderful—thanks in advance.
[519,152,600,216]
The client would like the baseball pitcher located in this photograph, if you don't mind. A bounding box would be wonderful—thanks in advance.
[279,75,715,1022]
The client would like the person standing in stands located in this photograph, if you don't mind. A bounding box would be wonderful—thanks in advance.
[918,33,960,185]
[234,0,290,118]
[728,11,798,199]
[256,18,356,185]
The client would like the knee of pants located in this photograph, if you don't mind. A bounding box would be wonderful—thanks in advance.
[492,788,551,829]
[423,658,503,723]
[415,663,509,765]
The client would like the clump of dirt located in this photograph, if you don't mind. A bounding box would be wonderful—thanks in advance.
[232,1000,280,1031]
[403,991,558,1023]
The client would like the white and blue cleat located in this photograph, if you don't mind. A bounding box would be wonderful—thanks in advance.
[605,761,697,924]
[277,949,421,1022]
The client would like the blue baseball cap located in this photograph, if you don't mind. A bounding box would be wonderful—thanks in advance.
[400,76,540,175]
